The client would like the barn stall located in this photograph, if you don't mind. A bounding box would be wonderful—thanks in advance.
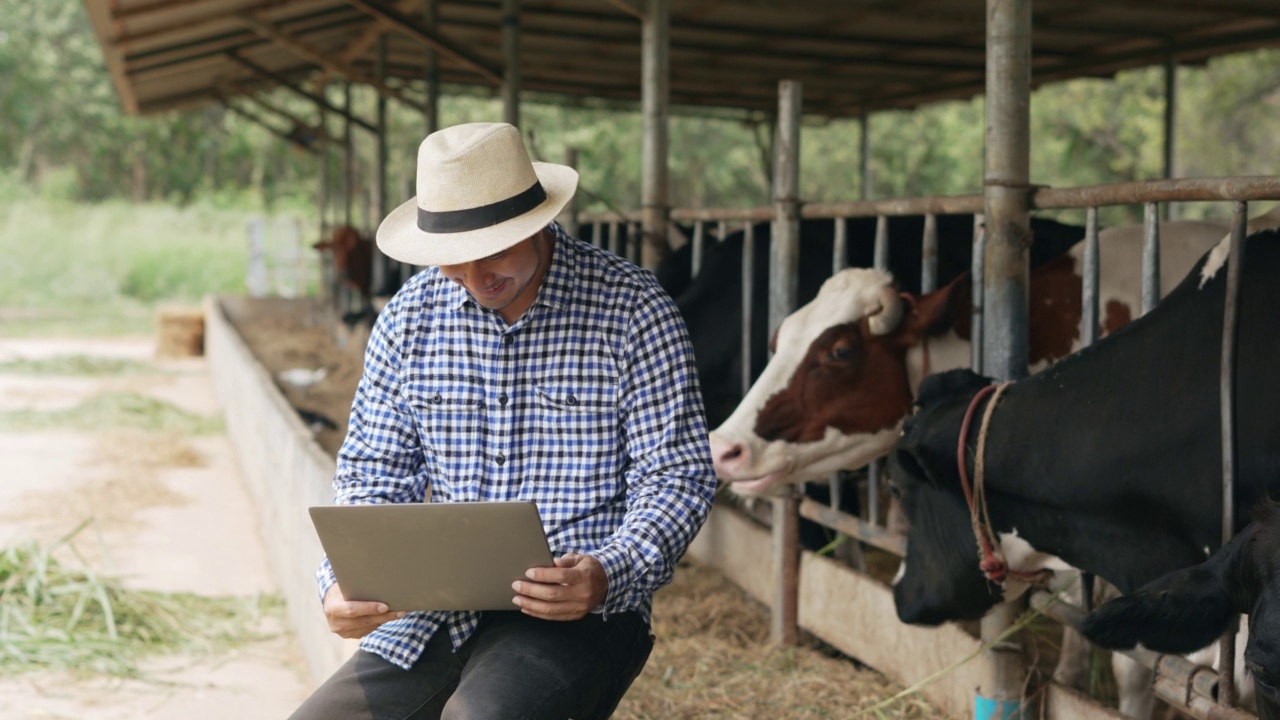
[84,1,1280,717]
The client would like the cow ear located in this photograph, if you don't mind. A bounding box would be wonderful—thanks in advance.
[892,442,944,489]
[895,276,965,346]
[1079,564,1235,654]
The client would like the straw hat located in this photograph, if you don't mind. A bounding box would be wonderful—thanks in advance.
[376,122,579,266]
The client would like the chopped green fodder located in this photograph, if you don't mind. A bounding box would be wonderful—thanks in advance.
[0,355,161,376]
[0,392,223,434]
[0,524,282,677]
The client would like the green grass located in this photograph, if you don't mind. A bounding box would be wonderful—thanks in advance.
[0,355,161,376]
[0,197,316,337]
[0,392,223,434]
[0,523,283,677]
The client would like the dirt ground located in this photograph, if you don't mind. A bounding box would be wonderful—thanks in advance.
[0,335,313,720]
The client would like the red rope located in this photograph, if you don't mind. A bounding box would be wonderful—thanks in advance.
[955,382,1048,586]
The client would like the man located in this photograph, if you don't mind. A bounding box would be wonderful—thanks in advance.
[290,122,716,719]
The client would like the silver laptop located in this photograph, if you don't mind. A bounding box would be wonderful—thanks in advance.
[309,501,554,612]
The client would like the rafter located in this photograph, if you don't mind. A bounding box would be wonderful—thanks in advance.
[239,12,427,112]
[341,0,503,86]
[226,51,379,133]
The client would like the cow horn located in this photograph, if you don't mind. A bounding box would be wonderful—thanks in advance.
[868,286,904,336]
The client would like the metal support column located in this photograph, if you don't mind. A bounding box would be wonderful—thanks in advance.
[1164,54,1178,220]
[562,147,579,237]
[770,79,802,648]
[980,0,1031,715]
[501,0,520,127]
[640,0,670,270]
[373,35,392,296]
[343,81,355,229]
[423,0,440,135]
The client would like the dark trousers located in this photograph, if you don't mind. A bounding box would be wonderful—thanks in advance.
[289,611,653,720]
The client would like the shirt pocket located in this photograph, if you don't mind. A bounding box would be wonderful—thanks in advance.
[531,380,620,483]
[406,379,487,487]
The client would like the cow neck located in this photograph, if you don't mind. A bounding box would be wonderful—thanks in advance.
[956,382,1053,586]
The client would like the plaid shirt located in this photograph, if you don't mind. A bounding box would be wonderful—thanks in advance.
[317,223,716,670]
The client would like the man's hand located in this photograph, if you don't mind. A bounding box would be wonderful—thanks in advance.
[511,553,609,621]
[323,584,406,639]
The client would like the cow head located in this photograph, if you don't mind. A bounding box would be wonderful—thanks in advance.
[1081,501,1280,711]
[709,268,960,495]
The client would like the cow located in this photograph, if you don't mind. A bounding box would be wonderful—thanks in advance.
[1081,501,1280,720]
[886,229,1280,714]
[708,219,1229,492]
[314,225,375,322]
[680,215,1086,428]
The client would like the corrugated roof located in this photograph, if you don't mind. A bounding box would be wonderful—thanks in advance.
[85,0,1280,119]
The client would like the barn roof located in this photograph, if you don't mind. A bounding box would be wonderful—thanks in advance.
[85,0,1280,120]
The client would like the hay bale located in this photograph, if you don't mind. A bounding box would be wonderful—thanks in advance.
[155,305,205,358]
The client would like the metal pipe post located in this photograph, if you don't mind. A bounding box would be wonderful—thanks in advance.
[1081,207,1100,346]
[1142,202,1161,314]
[501,0,520,127]
[980,0,1032,714]
[641,0,671,270]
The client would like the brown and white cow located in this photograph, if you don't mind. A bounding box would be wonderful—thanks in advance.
[708,219,1230,495]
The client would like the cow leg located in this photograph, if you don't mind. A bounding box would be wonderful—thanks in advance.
[1112,652,1155,720]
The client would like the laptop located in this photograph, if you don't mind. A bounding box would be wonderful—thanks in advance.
[308,501,554,612]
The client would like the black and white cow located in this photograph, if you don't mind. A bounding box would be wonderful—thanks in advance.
[888,229,1280,713]
[1081,500,1280,720]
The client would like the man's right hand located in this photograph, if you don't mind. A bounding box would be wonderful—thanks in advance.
[323,585,406,639]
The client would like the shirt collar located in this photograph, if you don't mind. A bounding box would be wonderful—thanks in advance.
[443,221,578,315]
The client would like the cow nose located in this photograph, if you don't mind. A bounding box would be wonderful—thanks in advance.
[709,433,749,479]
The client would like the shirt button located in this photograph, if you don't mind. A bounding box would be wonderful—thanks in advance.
[566,395,578,406]
[498,394,509,405]
[495,454,506,466]
[430,393,442,404]
[503,335,514,346]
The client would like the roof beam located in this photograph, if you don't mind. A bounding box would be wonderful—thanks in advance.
[239,12,427,112]
[113,0,306,52]
[314,0,423,89]
[218,96,319,153]
[226,51,379,134]
[340,0,503,86]
[601,0,643,21]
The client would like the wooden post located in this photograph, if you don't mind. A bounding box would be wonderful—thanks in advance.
[343,82,355,230]
[980,0,1031,716]
[770,79,802,648]
[640,0,670,270]
[502,0,520,127]
[1164,54,1178,220]
[372,34,392,296]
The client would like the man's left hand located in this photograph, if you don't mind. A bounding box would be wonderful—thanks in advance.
[512,553,608,621]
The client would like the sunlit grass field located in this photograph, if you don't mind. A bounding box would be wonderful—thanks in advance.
[0,198,314,337]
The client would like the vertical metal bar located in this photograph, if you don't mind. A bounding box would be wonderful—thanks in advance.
[770,80,802,337]
[859,113,872,200]
[741,222,755,398]
[770,80,802,648]
[921,213,939,293]
[630,222,642,265]
[1163,55,1178,221]
[971,218,986,374]
[640,0,670,270]
[373,35,390,297]
[1142,202,1161,315]
[692,221,705,278]
[562,148,579,238]
[343,81,354,229]
[501,0,520,127]
[1218,201,1248,708]
[591,221,602,249]
[608,221,620,257]
[873,216,889,271]
[423,0,439,135]
[980,0,1031,714]
[833,217,847,273]
[1081,207,1101,347]
[718,220,727,245]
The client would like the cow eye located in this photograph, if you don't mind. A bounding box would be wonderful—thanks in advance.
[829,345,853,362]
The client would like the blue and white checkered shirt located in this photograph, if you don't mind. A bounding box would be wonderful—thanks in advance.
[317,222,716,670]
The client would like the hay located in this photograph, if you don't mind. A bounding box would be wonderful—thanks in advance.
[614,559,940,719]
[154,305,205,359]
[0,524,282,678]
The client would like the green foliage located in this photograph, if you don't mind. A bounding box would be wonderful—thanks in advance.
[0,392,224,434]
[0,524,283,677]
[0,355,160,376]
